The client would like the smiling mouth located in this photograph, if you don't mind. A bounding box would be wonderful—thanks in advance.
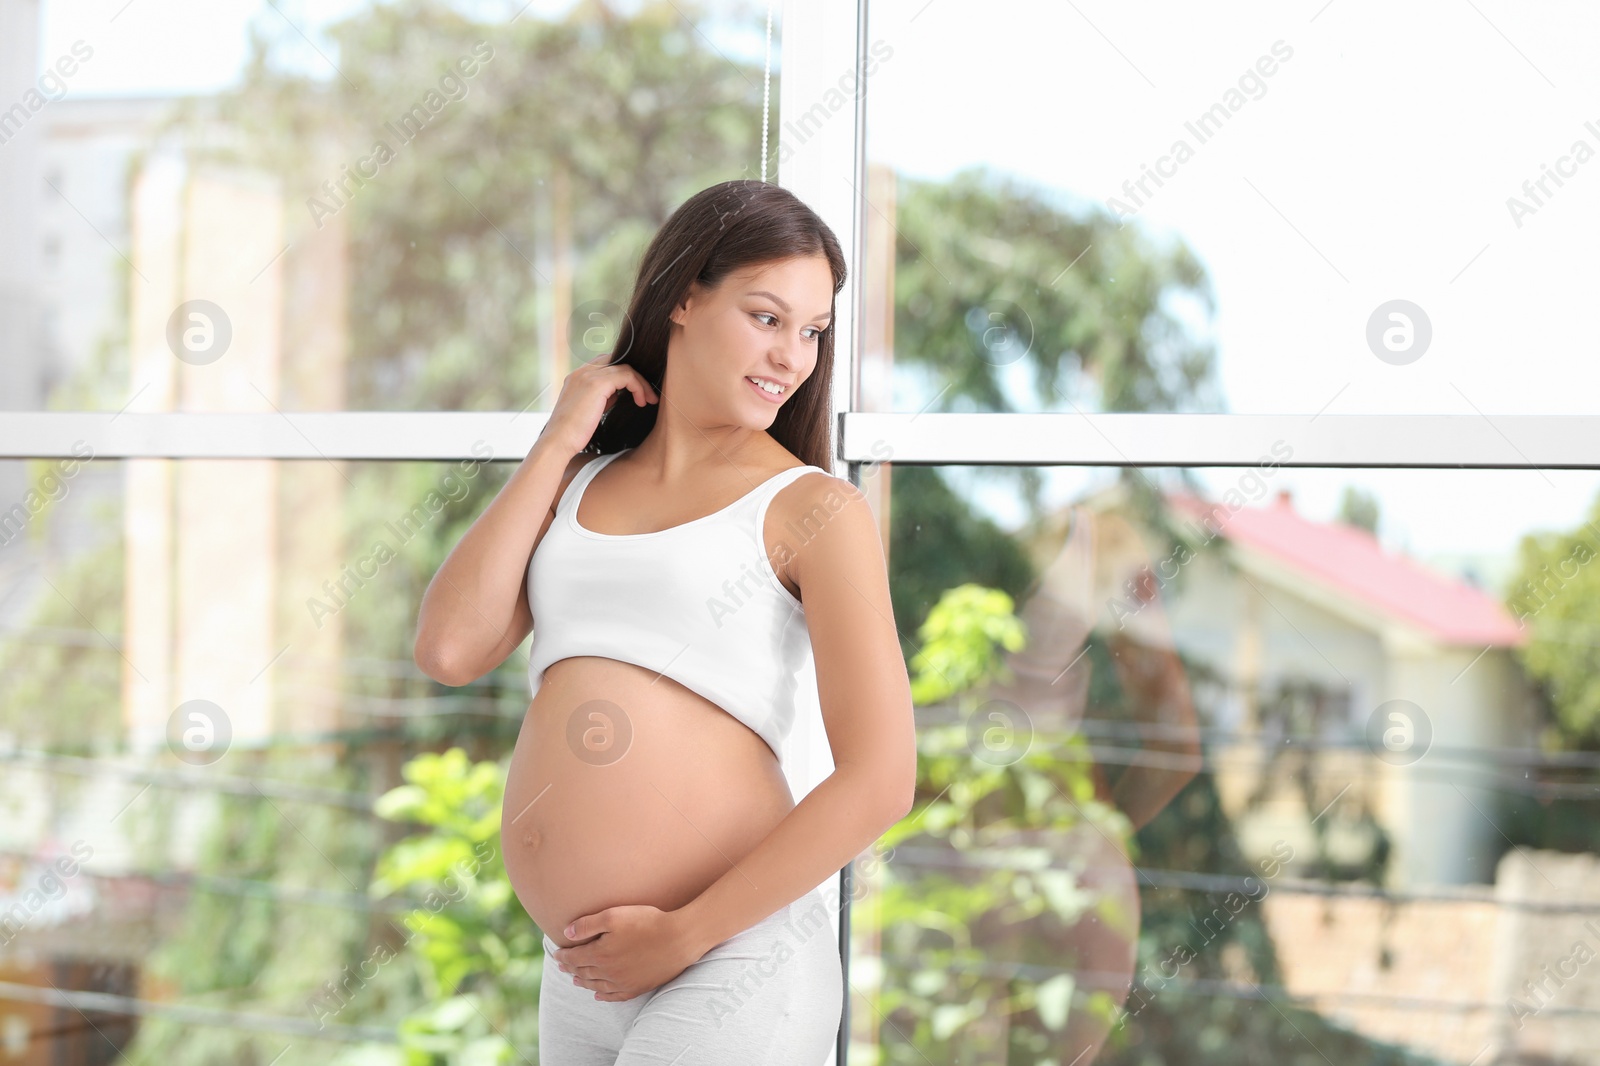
[746,376,789,400]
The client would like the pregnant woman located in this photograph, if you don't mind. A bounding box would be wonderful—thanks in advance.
[414,179,917,1065]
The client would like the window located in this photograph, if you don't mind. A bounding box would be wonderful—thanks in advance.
[7,4,1600,1065]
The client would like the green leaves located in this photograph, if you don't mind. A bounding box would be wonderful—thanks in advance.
[909,582,1028,705]
[871,583,1133,1058]
[372,784,430,821]
[369,746,541,1062]
[1507,498,1600,745]
[388,994,514,1066]
[375,747,504,839]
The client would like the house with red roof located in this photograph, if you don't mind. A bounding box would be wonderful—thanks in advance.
[1013,480,1539,890]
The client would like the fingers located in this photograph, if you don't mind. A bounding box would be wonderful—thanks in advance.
[628,370,660,407]
[594,363,657,411]
[602,360,656,400]
[585,984,636,1002]
[567,969,644,1001]
[558,957,602,980]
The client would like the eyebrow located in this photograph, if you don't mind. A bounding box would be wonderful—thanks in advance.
[748,290,832,324]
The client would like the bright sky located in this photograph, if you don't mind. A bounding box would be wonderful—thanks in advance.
[39,0,1600,582]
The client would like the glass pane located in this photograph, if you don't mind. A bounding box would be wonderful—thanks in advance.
[17,449,1600,1062]
[0,453,535,1061]
[4,1,778,413]
[859,1,1600,417]
[850,460,1600,1065]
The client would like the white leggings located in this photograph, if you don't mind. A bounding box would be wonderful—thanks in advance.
[538,888,843,1065]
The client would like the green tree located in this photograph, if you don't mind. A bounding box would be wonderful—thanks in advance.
[0,524,123,748]
[1506,492,1600,746]
[885,468,1035,652]
[156,0,774,413]
[889,167,1222,419]
[879,167,1228,638]
[1496,494,1600,858]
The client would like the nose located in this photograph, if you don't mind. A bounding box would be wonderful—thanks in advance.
[768,332,807,375]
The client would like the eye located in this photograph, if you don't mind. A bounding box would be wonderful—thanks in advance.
[753,312,825,342]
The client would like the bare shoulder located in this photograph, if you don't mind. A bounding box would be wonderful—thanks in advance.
[767,468,882,590]
[775,467,864,523]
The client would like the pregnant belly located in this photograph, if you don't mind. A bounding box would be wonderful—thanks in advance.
[501,655,796,950]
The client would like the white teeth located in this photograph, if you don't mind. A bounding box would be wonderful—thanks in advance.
[748,377,784,395]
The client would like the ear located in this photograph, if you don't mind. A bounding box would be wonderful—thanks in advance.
[669,282,702,328]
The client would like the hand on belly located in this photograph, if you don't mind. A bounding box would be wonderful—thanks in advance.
[501,657,795,949]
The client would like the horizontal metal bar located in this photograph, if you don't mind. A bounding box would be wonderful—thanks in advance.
[0,411,545,461]
[885,849,1600,914]
[1,748,380,809]
[0,980,398,1044]
[840,412,1600,469]
[4,411,1600,468]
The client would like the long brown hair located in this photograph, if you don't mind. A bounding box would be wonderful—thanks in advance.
[586,179,847,471]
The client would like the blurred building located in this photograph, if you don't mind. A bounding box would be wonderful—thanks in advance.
[39,94,190,403]
[1068,481,1537,890]
[2,52,192,642]
[1160,485,1534,888]
[1,7,351,1055]
[0,0,45,513]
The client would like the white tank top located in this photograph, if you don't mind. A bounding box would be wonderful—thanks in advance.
[525,447,830,763]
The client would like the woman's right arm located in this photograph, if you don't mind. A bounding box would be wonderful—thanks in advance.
[412,355,660,687]
[412,441,588,686]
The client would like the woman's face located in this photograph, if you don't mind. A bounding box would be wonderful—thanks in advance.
[666,255,834,426]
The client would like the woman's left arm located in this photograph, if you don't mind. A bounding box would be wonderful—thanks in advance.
[554,474,917,999]
[674,473,918,952]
